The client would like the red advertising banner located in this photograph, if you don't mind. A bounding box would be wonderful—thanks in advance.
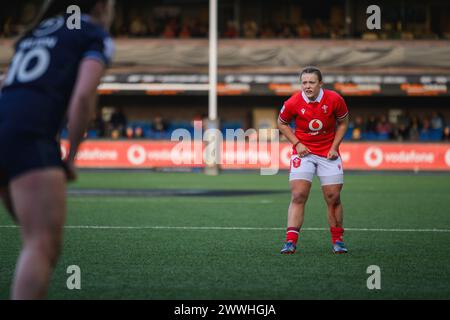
[339,143,450,171]
[61,141,450,171]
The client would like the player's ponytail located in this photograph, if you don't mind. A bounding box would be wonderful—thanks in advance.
[15,0,54,44]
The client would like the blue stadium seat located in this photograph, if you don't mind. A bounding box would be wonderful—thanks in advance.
[129,120,150,128]
[142,126,152,138]
[365,132,377,141]
[429,128,443,141]
[419,131,430,141]
[152,131,164,140]
[87,129,98,139]
[343,128,353,140]
[360,132,367,140]
[377,133,389,141]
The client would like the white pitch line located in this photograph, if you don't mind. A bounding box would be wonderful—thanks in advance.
[68,198,276,204]
[0,225,450,232]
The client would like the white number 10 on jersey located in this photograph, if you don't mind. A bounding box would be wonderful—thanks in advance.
[4,47,50,85]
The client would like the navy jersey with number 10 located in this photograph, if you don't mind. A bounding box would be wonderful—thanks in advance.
[0,14,114,139]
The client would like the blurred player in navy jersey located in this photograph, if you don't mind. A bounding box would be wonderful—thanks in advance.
[0,0,115,299]
[278,67,349,255]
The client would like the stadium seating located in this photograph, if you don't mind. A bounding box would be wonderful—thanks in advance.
[429,128,443,141]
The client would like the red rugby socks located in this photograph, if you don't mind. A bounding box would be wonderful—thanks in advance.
[286,227,344,245]
[330,227,344,244]
[286,227,300,245]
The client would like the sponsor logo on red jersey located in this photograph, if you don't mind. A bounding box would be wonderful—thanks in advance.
[308,119,323,132]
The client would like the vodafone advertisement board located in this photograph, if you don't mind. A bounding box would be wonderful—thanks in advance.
[60,141,450,171]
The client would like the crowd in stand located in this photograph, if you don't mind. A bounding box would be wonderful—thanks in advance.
[65,109,205,141]
[347,112,450,142]
[0,10,333,39]
[1,2,448,40]
[222,19,343,39]
[70,108,450,142]
[112,14,209,38]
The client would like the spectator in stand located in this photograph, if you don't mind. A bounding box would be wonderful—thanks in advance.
[191,19,207,38]
[152,115,169,133]
[134,126,145,139]
[351,115,364,140]
[443,126,450,141]
[420,118,431,140]
[162,23,177,38]
[409,116,420,141]
[365,115,377,134]
[125,126,134,139]
[381,23,395,40]
[393,123,410,141]
[330,24,345,39]
[430,111,444,130]
[146,17,159,37]
[110,107,127,137]
[296,21,312,38]
[129,14,148,37]
[243,20,258,38]
[397,112,412,129]
[312,19,329,38]
[260,24,276,38]
[90,109,106,138]
[179,21,192,38]
[376,115,392,138]
[278,24,294,38]
[223,21,239,38]
[111,129,121,139]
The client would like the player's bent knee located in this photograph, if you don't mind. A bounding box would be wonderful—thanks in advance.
[291,191,309,204]
[325,192,341,206]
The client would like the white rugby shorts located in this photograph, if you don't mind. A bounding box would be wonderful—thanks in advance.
[289,154,344,185]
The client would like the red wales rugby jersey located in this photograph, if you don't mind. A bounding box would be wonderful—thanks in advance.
[278,89,348,157]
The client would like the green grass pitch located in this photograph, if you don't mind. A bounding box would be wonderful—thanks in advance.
[1,171,449,299]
